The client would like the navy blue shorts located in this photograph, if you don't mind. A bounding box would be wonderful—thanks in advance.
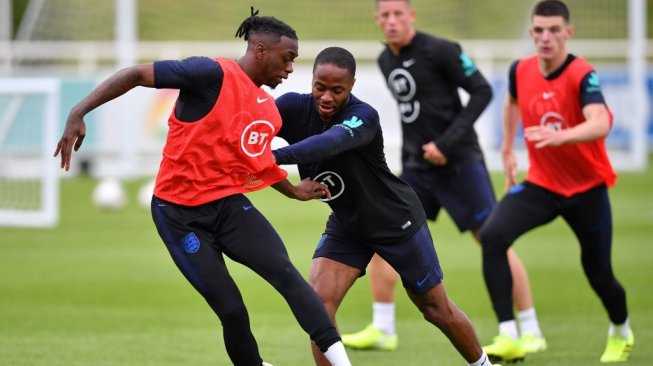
[314,214,443,294]
[400,159,496,232]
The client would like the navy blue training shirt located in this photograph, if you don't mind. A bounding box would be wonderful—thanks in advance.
[274,93,426,244]
[378,32,492,170]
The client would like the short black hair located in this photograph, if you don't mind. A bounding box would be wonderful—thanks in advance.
[533,0,570,22]
[235,7,297,41]
[313,47,356,77]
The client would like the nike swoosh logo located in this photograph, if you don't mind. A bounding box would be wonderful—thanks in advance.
[257,97,268,103]
[242,205,253,211]
[543,92,555,99]
[402,58,416,68]
[417,272,431,287]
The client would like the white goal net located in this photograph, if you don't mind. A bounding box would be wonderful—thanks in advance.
[0,78,60,228]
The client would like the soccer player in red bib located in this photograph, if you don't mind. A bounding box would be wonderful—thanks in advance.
[55,8,352,366]
[480,1,633,363]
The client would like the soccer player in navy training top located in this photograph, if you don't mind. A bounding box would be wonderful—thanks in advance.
[55,8,352,366]
[342,0,544,354]
[273,46,501,366]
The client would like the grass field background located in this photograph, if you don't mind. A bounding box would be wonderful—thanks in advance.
[0,162,651,365]
[3,0,651,363]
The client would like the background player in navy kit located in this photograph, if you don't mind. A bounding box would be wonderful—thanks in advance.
[273,46,500,366]
[54,9,352,366]
[341,0,545,354]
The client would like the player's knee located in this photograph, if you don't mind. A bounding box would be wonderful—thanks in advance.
[415,292,453,327]
[265,261,303,289]
[310,288,338,315]
[214,302,250,328]
[479,223,510,254]
[421,303,455,329]
[585,267,615,290]
[478,221,495,244]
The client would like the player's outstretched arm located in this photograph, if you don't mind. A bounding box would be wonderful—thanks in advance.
[54,63,155,171]
[272,178,331,201]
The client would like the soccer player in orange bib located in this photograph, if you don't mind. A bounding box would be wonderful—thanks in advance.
[479,1,633,363]
[54,8,351,366]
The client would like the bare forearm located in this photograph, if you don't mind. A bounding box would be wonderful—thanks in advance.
[272,179,296,199]
[561,104,611,143]
[501,96,520,154]
[525,104,612,148]
[272,178,330,201]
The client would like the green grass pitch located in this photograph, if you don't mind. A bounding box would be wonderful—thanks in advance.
[0,163,651,365]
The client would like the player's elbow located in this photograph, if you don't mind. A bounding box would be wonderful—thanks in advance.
[597,119,611,139]
[584,104,612,139]
[127,63,155,87]
[593,110,612,139]
[483,83,494,100]
[475,84,493,108]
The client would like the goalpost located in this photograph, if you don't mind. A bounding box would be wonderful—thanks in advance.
[0,78,60,228]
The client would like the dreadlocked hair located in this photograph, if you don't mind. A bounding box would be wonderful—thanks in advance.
[234,6,297,42]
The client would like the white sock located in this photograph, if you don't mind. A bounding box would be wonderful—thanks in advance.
[372,302,396,335]
[609,318,631,338]
[468,351,492,366]
[323,341,351,366]
[517,307,542,337]
[498,320,519,340]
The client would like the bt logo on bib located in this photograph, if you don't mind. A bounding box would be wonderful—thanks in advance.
[241,120,275,157]
[314,171,345,202]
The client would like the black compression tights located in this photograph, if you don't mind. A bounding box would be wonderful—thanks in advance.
[151,195,340,365]
[480,183,628,325]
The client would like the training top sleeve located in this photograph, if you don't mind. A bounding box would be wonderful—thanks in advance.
[508,60,519,100]
[153,56,223,90]
[430,41,493,154]
[579,70,608,107]
[274,103,379,165]
[153,56,224,122]
[275,92,308,142]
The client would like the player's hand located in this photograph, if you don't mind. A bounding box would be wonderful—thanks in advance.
[292,178,331,201]
[422,141,447,166]
[524,125,566,148]
[501,149,518,192]
[54,112,87,171]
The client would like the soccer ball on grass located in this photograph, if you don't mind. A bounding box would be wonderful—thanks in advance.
[92,178,127,210]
